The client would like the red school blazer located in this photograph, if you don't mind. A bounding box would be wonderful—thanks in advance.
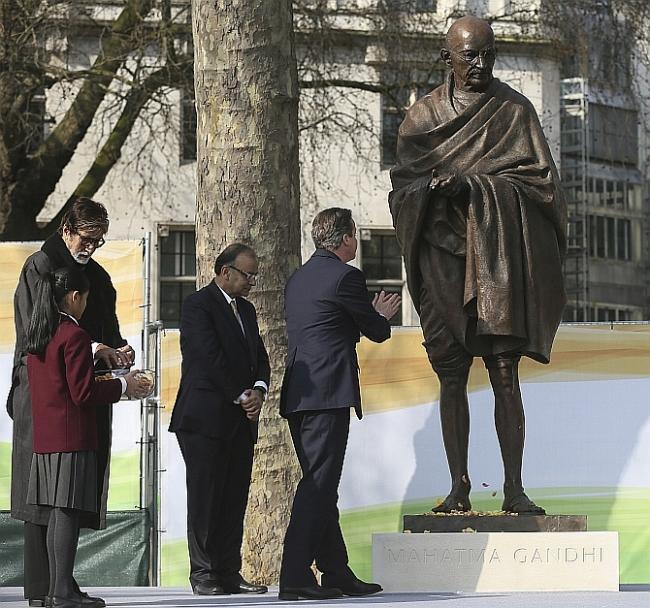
[28,316,122,453]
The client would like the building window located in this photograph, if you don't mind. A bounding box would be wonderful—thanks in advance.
[384,0,437,11]
[589,104,638,166]
[359,229,404,325]
[180,88,197,162]
[587,215,631,261]
[381,68,444,167]
[564,304,638,323]
[586,177,641,210]
[589,306,635,322]
[159,228,196,329]
[381,94,405,167]
[26,89,51,154]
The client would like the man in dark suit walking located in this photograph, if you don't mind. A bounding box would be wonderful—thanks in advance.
[278,208,401,601]
[169,243,270,595]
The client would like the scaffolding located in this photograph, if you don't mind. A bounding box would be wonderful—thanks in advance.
[560,77,590,321]
[139,232,164,585]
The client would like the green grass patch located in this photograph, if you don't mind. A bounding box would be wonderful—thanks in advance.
[0,441,11,509]
[107,449,141,510]
[161,538,190,587]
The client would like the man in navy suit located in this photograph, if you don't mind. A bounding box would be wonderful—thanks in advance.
[169,243,270,595]
[278,208,401,600]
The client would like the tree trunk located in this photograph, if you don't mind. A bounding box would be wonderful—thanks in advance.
[193,0,301,585]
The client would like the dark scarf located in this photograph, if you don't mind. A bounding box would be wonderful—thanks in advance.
[41,233,125,348]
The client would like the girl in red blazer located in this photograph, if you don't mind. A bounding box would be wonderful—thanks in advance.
[25,267,150,608]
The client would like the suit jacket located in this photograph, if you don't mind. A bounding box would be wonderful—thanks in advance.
[280,248,391,419]
[28,316,122,453]
[169,281,270,441]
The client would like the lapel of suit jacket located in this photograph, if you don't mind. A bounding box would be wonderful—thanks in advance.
[207,282,250,357]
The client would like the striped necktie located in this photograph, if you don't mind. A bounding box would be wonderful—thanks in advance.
[230,299,245,335]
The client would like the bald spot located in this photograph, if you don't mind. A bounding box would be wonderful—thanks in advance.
[445,15,495,50]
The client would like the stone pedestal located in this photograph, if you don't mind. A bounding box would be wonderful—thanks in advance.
[404,513,587,533]
[372,530,619,592]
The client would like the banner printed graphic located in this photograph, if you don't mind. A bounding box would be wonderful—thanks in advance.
[157,324,650,585]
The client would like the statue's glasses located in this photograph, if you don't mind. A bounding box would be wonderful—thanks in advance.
[450,48,496,65]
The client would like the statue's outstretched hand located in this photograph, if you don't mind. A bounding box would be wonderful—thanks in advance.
[429,173,469,198]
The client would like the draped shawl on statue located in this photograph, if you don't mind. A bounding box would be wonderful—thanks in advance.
[389,74,567,363]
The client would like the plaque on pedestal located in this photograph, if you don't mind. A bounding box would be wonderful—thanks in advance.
[372,531,619,592]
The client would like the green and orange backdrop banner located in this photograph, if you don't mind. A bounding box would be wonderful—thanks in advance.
[2,242,650,585]
[158,325,650,585]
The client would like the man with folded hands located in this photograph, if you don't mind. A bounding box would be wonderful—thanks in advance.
[169,243,270,596]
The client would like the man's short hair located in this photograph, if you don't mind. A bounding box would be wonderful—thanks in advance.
[58,196,110,235]
[214,243,256,275]
[311,208,354,251]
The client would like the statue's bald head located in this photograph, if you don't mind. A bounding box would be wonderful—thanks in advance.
[445,16,495,50]
[441,16,496,93]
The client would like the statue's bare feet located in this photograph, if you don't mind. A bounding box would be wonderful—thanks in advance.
[432,493,471,513]
[502,492,545,514]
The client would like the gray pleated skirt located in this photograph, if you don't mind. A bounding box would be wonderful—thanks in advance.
[27,451,98,513]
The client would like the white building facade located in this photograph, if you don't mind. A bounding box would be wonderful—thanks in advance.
[35,0,649,327]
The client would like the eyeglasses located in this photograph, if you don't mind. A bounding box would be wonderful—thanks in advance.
[76,233,105,249]
[450,48,496,65]
[226,265,258,282]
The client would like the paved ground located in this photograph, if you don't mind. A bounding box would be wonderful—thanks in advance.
[1,586,650,608]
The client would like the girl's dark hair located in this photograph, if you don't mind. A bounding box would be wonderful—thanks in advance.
[26,267,90,356]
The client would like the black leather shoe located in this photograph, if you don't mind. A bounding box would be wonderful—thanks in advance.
[321,575,382,596]
[191,581,228,595]
[71,580,105,607]
[76,595,104,608]
[28,599,46,608]
[278,585,343,600]
[76,592,104,608]
[220,573,267,594]
[50,597,88,608]
[48,594,102,608]
[51,599,77,608]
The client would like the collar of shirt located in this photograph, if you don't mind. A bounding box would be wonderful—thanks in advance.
[59,311,80,326]
[217,284,236,306]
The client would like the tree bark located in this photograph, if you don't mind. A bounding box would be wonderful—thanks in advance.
[193,0,301,585]
[41,59,192,235]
